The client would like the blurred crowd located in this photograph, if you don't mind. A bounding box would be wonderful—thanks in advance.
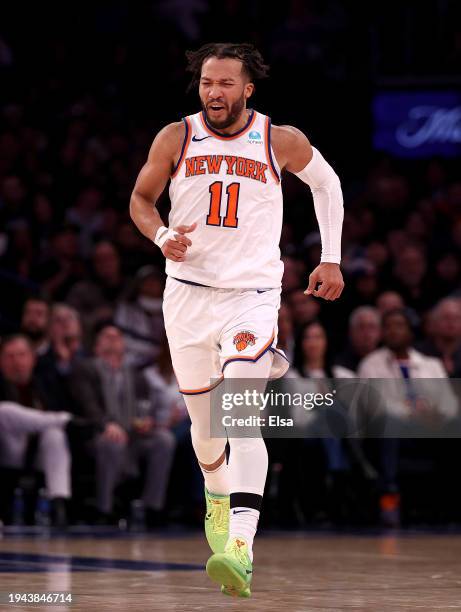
[1,152,460,529]
[1,279,460,530]
[1,0,461,530]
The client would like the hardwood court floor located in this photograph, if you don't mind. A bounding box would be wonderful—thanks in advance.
[1,530,461,611]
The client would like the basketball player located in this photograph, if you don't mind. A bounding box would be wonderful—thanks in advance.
[130,43,344,597]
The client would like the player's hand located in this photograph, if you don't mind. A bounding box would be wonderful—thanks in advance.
[162,222,197,262]
[304,262,344,300]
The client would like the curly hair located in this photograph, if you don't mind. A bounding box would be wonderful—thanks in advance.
[185,42,270,91]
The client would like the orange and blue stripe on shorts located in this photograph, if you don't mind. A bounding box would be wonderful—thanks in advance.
[179,376,224,396]
[221,334,275,373]
[178,335,276,395]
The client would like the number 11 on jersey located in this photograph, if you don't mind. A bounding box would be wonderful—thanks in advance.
[206,181,240,228]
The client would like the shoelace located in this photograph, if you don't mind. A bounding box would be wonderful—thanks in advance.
[209,499,229,535]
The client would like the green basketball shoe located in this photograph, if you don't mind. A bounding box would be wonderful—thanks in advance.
[204,488,229,554]
[206,537,253,598]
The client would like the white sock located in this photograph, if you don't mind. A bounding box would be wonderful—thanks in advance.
[229,507,259,561]
[227,436,268,497]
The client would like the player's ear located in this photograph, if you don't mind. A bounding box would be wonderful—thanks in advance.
[244,82,255,100]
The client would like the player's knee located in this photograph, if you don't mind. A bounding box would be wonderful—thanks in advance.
[191,438,226,466]
[190,422,211,445]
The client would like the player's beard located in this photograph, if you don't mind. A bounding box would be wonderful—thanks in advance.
[203,93,246,130]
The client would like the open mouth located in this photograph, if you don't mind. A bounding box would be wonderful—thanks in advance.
[208,104,225,112]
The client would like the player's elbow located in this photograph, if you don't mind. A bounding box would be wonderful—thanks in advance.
[325,171,341,193]
[324,163,341,189]
[129,189,145,221]
[129,195,136,222]
[311,172,342,199]
[333,173,343,202]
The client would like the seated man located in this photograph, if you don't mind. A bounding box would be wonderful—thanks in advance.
[0,335,72,526]
[358,309,458,526]
[20,296,51,356]
[418,297,461,378]
[70,323,176,526]
[333,306,381,377]
[35,303,85,415]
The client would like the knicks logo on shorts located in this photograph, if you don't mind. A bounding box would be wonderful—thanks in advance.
[233,331,257,352]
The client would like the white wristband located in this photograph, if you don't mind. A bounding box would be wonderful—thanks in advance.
[154,226,175,249]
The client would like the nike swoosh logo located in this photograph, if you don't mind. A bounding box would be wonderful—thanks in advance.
[232,510,251,514]
[192,135,212,142]
[246,570,253,574]
[256,289,271,294]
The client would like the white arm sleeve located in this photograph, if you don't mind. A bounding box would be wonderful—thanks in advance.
[294,146,344,264]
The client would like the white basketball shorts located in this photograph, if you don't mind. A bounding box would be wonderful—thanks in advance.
[163,276,289,395]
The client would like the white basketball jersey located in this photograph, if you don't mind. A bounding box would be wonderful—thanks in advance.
[166,109,284,288]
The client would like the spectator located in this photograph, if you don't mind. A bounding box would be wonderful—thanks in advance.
[286,289,320,329]
[35,304,84,412]
[4,219,34,279]
[376,291,405,316]
[281,256,302,294]
[365,241,390,277]
[358,309,455,387]
[66,240,128,330]
[44,304,85,374]
[334,306,381,377]
[32,227,85,301]
[434,253,461,298]
[0,335,72,526]
[419,298,461,377]
[70,323,175,526]
[144,336,203,521]
[144,337,187,429]
[30,194,56,250]
[20,296,51,356]
[291,321,359,524]
[294,320,334,379]
[392,244,432,311]
[66,187,104,257]
[114,265,165,367]
[0,175,27,225]
[358,309,457,526]
[115,221,153,273]
[349,262,380,307]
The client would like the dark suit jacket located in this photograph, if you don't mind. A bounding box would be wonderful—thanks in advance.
[69,358,155,431]
[35,347,82,413]
[0,373,62,412]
